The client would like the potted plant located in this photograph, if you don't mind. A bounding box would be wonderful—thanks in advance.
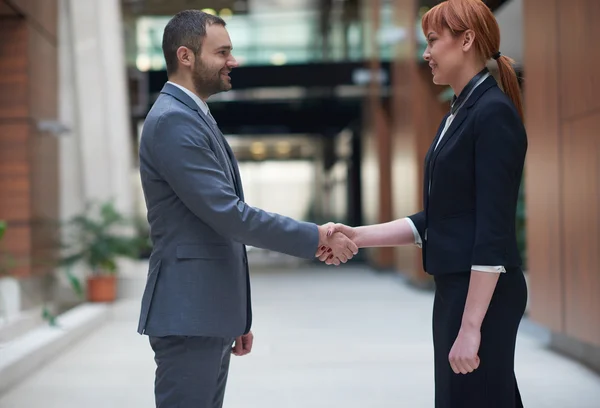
[61,201,141,302]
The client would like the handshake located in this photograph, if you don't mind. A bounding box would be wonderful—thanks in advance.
[315,223,358,266]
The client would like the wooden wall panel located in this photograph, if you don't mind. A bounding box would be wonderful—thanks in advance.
[523,0,564,332]
[525,0,600,348]
[0,123,31,222]
[0,19,28,119]
[391,62,421,279]
[361,0,395,269]
[561,112,600,347]
[557,0,600,120]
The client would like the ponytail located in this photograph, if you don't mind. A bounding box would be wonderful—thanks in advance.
[494,54,524,121]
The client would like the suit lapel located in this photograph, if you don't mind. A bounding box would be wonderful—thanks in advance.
[160,83,243,198]
[428,76,497,167]
[424,114,450,209]
[429,109,469,165]
[215,128,245,201]
[198,111,240,191]
[426,113,451,165]
[160,83,238,189]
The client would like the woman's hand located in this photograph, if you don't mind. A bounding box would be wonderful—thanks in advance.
[448,326,481,374]
[316,223,358,265]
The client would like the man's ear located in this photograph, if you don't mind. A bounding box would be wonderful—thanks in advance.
[462,29,475,52]
[176,46,194,69]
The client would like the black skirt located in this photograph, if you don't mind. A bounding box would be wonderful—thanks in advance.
[432,269,527,408]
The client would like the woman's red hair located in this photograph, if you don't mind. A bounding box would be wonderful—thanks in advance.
[422,0,523,120]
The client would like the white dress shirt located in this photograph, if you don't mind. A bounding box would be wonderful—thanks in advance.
[406,73,506,274]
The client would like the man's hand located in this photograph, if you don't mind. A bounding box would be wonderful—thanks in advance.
[448,327,481,374]
[316,223,358,265]
[232,331,253,356]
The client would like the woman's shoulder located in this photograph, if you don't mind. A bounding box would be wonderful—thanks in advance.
[472,85,527,142]
[474,85,520,120]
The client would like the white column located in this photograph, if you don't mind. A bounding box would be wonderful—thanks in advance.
[58,0,85,221]
[58,0,135,219]
[96,0,135,215]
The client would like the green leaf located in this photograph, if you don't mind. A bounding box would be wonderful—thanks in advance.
[0,220,6,241]
[42,306,58,327]
[64,266,84,299]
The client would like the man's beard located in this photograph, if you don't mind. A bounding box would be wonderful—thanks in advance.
[192,59,229,98]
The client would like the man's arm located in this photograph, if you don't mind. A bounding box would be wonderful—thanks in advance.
[153,112,328,259]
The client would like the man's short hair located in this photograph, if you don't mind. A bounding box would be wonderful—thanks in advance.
[162,10,226,76]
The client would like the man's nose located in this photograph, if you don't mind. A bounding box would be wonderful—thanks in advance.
[228,56,239,68]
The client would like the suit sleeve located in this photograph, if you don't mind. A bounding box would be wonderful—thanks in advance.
[407,211,426,246]
[471,102,525,265]
[153,112,319,259]
[407,211,425,238]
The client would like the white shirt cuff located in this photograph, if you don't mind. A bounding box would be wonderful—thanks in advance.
[404,218,422,248]
[471,265,506,273]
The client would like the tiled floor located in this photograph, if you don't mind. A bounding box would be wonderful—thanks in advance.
[1,265,599,407]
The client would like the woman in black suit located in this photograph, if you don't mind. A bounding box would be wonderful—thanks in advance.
[319,0,527,406]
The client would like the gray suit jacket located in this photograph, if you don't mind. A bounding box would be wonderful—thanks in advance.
[137,83,319,338]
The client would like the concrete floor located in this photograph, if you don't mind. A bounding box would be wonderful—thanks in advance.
[1,265,599,407]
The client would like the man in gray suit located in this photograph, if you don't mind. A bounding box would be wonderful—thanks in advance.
[137,10,358,408]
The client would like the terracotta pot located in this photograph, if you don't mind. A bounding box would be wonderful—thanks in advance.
[86,275,117,302]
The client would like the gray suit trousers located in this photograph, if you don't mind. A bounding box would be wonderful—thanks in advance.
[150,336,234,408]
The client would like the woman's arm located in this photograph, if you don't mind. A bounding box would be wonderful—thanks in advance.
[449,102,526,375]
[317,218,418,264]
[352,218,418,248]
[322,216,419,250]
[462,271,500,331]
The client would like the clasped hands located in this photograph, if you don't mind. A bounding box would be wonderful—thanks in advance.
[315,223,358,266]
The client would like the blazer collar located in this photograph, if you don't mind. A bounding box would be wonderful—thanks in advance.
[160,82,201,113]
[450,68,490,115]
[460,74,497,111]
[427,75,498,166]
[160,82,216,132]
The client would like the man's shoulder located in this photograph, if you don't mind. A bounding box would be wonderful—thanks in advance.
[147,93,198,125]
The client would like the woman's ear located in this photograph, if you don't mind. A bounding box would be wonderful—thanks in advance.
[462,29,476,52]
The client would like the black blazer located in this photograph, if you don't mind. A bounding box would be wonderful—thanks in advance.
[409,75,527,275]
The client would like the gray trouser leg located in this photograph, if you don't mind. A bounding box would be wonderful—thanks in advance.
[150,336,234,408]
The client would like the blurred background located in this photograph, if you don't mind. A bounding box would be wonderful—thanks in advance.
[0,0,599,406]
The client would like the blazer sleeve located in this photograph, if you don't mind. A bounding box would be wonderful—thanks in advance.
[407,211,426,244]
[153,112,319,259]
[471,102,526,265]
